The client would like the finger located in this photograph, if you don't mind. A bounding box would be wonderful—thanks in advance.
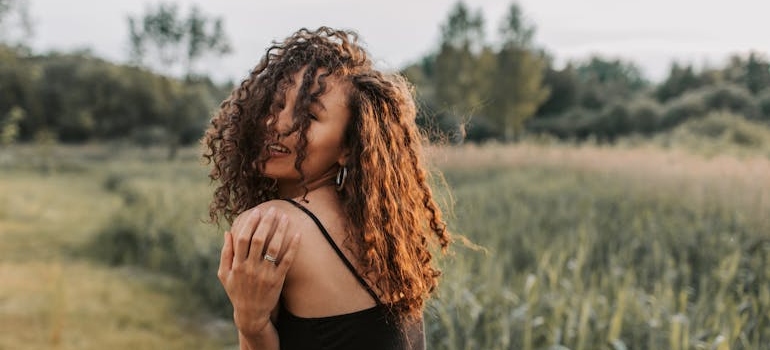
[234,209,262,264]
[262,214,288,265]
[249,207,277,263]
[276,232,302,275]
[217,231,234,281]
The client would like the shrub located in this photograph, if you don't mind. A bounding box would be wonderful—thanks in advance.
[89,177,229,316]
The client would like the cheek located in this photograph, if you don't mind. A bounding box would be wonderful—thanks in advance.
[308,124,346,149]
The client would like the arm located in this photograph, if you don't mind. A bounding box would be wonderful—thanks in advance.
[238,326,278,350]
[218,207,301,350]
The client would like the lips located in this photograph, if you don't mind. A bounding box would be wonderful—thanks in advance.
[267,143,291,155]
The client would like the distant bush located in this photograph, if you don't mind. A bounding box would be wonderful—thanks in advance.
[464,115,502,143]
[655,111,770,155]
[89,176,229,315]
[660,84,758,131]
[660,90,709,129]
[526,108,598,140]
[0,47,228,144]
[758,88,770,122]
[594,98,663,140]
[702,84,759,118]
[627,98,663,135]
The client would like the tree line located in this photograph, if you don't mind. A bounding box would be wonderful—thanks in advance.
[0,45,229,152]
[0,1,231,159]
[401,1,770,143]
[2,0,770,148]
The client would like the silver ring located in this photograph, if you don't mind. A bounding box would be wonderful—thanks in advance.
[263,254,278,264]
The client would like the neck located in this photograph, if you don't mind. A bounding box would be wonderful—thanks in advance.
[277,171,338,200]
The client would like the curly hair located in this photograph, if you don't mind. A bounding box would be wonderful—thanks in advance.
[201,27,451,321]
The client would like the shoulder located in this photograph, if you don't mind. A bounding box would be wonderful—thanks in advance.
[235,199,307,225]
[238,199,325,257]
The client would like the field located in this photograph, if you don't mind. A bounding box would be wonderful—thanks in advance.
[1,142,769,349]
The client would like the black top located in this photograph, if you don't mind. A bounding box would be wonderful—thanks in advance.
[276,198,425,350]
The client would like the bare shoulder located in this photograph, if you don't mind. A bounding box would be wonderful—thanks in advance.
[234,199,306,225]
[242,199,327,259]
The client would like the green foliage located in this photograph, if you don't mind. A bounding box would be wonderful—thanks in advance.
[722,53,770,95]
[487,46,550,140]
[0,46,229,144]
[1,104,23,145]
[440,2,485,50]
[89,163,228,315]
[429,161,770,349]
[758,89,770,122]
[575,56,649,111]
[78,145,770,349]
[526,108,597,140]
[656,63,705,102]
[660,90,709,130]
[535,63,579,117]
[128,2,231,77]
[655,111,770,156]
[418,1,550,141]
[0,0,32,47]
[661,84,758,130]
[702,84,759,118]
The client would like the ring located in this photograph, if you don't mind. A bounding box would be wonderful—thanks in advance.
[263,254,278,264]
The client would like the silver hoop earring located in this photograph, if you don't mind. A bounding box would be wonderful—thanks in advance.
[335,165,348,191]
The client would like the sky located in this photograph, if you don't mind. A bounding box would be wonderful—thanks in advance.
[20,0,770,83]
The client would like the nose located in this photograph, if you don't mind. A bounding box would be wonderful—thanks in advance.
[269,105,293,138]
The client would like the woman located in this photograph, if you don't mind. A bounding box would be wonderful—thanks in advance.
[202,27,451,350]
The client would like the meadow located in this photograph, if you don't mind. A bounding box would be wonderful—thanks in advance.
[1,140,769,349]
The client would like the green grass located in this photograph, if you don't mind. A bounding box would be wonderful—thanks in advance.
[2,143,770,349]
[0,147,235,350]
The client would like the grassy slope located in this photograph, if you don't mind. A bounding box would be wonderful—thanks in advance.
[3,142,770,349]
[0,168,234,350]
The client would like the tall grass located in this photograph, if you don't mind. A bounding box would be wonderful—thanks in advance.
[427,144,770,349]
[0,148,233,350]
[81,143,770,349]
[87,155,229,316]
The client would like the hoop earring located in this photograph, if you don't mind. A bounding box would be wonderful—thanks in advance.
[335,165,348,191]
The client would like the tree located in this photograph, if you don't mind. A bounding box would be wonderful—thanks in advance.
[440,1,485,51]
[575,56,648,110]
[127,3,230,158]
[184,6,230,77]
[128,3,231,78]
[430,1,492,141]
[655,63,702,102]
[433,1,488,112]
[535,62,579,117]
[1,105,24,146]
[0,0,33,48]
[722,52,770,95]
[485,3,549,140]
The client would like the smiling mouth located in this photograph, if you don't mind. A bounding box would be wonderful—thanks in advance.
[267,143,291,154]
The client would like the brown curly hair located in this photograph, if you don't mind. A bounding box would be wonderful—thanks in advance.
[201,27,451,321]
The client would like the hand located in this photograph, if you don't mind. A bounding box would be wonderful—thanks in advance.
[217,207,301,338]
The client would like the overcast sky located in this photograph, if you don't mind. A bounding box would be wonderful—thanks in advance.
[23,0,770,83]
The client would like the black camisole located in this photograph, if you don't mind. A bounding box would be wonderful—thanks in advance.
[276,199,426,350]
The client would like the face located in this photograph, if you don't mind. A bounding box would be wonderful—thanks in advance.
[261,69,351,189]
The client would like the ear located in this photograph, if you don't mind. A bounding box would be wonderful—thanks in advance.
[337,147,351,166]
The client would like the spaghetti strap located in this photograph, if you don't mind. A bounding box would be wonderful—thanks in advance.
[280,198,382,305]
